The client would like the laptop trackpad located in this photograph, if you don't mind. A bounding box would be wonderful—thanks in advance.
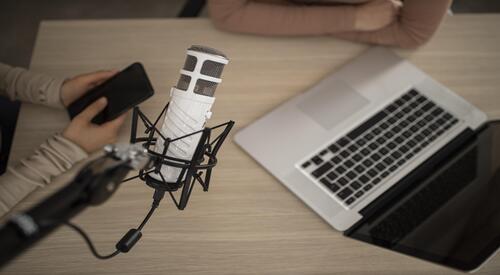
[297,80,369,130]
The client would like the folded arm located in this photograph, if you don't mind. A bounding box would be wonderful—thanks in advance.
[335,0,452,48]
[208,0,357,35]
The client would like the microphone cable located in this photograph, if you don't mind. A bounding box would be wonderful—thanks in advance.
[63,190,165,260]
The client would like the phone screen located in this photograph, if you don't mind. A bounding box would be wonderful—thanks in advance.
[68,62,154,124]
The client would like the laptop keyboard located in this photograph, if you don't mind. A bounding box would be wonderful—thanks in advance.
[300,89,459,208]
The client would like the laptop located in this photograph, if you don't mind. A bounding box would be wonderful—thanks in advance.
[235,47,500,271]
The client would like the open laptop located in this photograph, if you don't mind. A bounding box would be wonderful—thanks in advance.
[235,47,500,271]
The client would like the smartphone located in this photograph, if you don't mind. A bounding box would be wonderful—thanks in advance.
[67,62,154,124]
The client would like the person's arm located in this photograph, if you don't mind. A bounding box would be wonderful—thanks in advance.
[335,0,452,48]
[0,63,65,108]
[208,0,360,35]
[0,67,125,217]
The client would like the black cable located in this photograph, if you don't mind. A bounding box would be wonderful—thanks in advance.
[64,221,120,260]
[64,190,165,260]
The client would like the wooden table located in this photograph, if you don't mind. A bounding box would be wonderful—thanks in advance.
[3,16,500,274]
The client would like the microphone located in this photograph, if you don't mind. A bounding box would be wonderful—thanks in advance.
[148,45,229,184]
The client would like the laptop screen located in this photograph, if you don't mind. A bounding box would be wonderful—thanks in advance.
[346,121,500,271]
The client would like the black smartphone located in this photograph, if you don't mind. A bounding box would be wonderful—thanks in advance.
[67,62,154,124]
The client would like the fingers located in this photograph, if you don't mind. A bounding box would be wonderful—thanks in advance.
[76,70,119,89]
[77,97,108,122]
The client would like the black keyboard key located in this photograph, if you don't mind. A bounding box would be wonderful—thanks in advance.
[329,183,340,192]
[363,184,373,191]
[402,93,412,101]
[395,99,405,106]
[363,159,373,167]
[353,154,363,162]
[443,113,452,120]
[381,171,390,178]
[367,169,378,177]
[327,171,338,181]
[372,178,382,185]
[368,143,378,150]
[361,148,370,155]
[409,90,419,97]
[400,121,409,128]
[380,148,389,155]
[415,134,424,142]
[311,156,323,165]
[375,163,385,171]
[397,159,406,166]
[392,126,402,133]
[383,157,393,165]
[346,111,388,140]
[337,188,353,200]
[410,125,419,132]
[328,144,340,153]
[350,181,361,190]
[376,137,386,144]
[346,171,357,180]
[355,190,364,198]
[320,178,330,186]
[331,156,342,164]
[387,142,396,149]
[384,132,394,139]
[380,123,389,130]
[391,151,402,159]
[337,138,349,147]
[340,150,350,158]
[395,136,404,144]
[356,139,366,146]
[399,145,409,154]
[335,165,347,174]
[402,107,411,113]
[402,130,412,138]
[407,140,416,147]
[373,128,382,135]
[348,144,358,152]
[389,165,398,172]
[345,197,355,205]
[431,108,443,116]
[422,102,435,111]
[302,161,311,169]
[371,153,381,161]
[365,133,375,141]
[417,120,426,127]
[386,104,397,113]
[338,177,349,186]
[344,159,355,168]
[355,165,365,173]
[388,117,397,124]
[319,150,328,156]
[359,175,370,184]
[312,162,332,178]
[416,95,426,103]
[408,115,416,122]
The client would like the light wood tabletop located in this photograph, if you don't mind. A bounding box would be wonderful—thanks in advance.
[2,15,500,274]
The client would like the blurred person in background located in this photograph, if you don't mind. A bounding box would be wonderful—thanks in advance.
[208,0,452,48]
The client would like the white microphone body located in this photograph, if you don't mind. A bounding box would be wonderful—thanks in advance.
[149,46,228,183]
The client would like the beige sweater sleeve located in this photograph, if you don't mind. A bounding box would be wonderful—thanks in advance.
[0,63,88,217]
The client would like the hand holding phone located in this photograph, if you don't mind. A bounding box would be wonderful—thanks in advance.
[67,62,155,125]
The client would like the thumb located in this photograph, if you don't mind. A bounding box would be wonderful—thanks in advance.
[77,97,108,122]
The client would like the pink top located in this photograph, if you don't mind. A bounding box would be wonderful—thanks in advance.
[207,0,453,48]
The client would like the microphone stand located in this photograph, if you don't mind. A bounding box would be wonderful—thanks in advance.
[0,144,151,268]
